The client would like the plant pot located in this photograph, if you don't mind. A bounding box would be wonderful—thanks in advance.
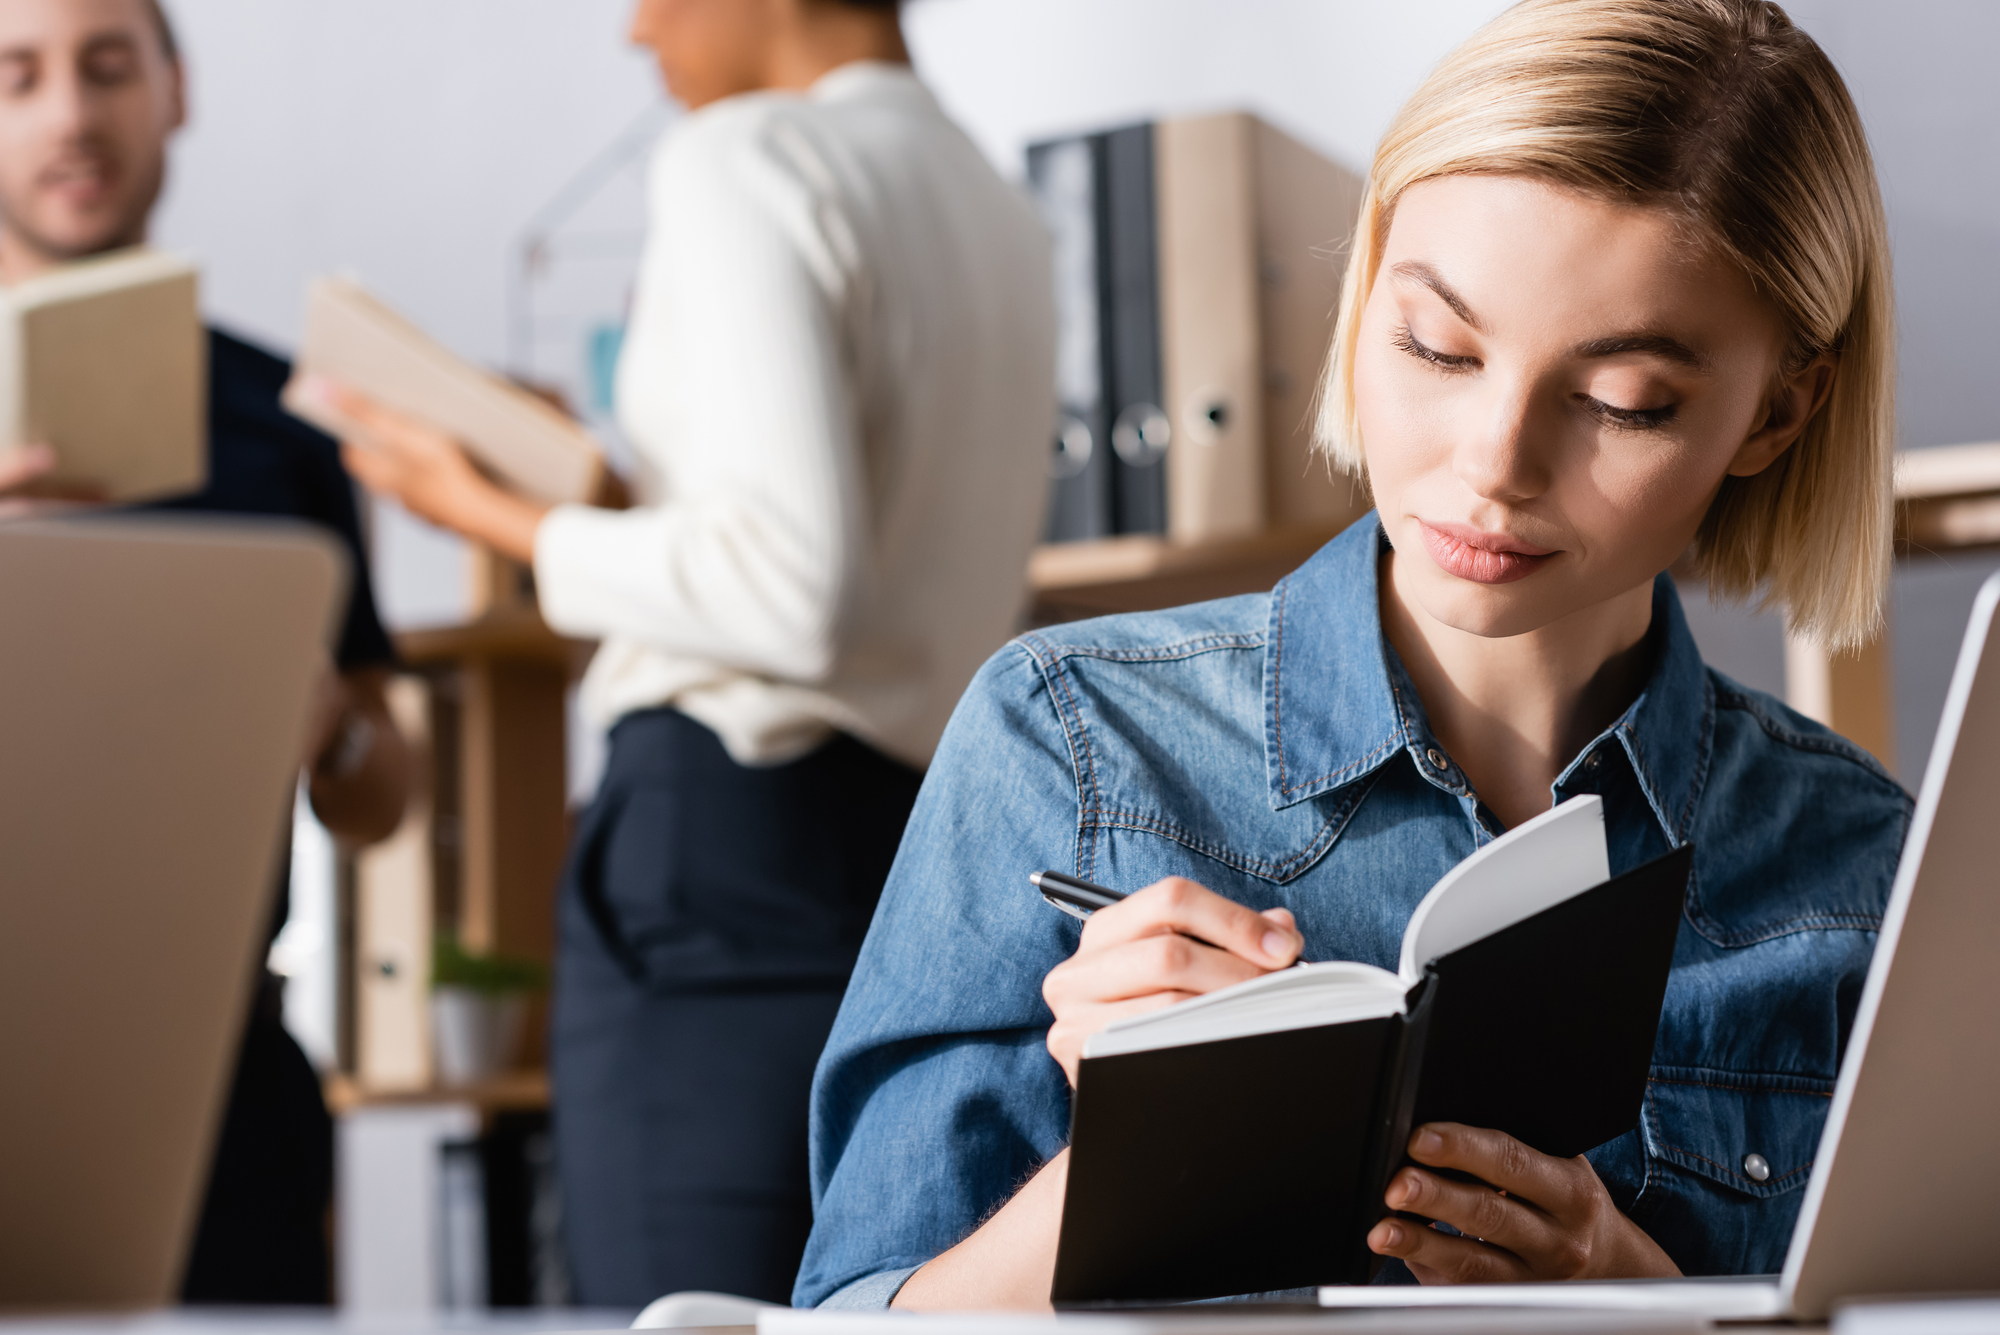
[430,986,528,1086]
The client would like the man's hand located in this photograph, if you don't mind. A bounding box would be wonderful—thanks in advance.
[0,443,109,516]
[1367,1122,1681,1283]
[296,375,549,563]
[1041,876,1302,1086]
[304,667,412,847]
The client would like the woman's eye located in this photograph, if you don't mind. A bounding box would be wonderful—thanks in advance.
[1582,396,1679,432]
[1391,325,1478,373]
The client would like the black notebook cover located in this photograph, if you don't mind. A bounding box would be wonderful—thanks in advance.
[1050,845,1692,1304]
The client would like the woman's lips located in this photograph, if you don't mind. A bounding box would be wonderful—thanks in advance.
[1417,521,1557,585]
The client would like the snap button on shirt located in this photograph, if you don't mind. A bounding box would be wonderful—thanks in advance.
[1426,747,1447,771]
[1742,1152,1772,1182]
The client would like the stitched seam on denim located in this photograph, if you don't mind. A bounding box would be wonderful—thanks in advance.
[1715,685,1904,790]
[1280,733,1402,799]
[1625,1083,1661,1220]
[1080,789,1366,883]
[1686,910,1884,948]
[1271,577,1292,795]
[1652,1143,1814,1190]
[1020,635,1103,883]
[1086,812,1336,881]
[1649,1075,1836,1097]
[1644,1077,1820,1191]
[1677,672,1717,843]
[1619,725,1683,852]
[1031,632,1265,665]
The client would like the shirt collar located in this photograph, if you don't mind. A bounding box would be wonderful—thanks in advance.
[810,59,931,106]
[1262,514,1712,848]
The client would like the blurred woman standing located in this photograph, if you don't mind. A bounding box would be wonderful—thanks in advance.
[330,0,1054,1306]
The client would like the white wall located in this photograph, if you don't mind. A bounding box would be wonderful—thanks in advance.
[150,0,2000,779]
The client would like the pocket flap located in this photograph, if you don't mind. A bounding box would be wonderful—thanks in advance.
[1641,1066,1833,1199]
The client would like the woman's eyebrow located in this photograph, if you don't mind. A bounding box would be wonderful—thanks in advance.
[1572,332,1710,372]
[1389,261,1486,332]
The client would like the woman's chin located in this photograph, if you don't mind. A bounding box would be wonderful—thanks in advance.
[1400,564,1577,640]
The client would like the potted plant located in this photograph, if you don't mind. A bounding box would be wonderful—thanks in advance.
[430,932,547,1086]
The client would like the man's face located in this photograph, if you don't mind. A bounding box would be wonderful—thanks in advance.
[0,0,182,270]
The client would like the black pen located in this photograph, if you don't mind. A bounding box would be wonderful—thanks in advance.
[1030,869,1125,919]
[1029,869,1315,965]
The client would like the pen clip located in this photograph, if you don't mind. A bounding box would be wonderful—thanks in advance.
[1041,892,1093,921]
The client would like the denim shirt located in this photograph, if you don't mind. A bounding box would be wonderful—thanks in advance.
[795,517,1910,1308]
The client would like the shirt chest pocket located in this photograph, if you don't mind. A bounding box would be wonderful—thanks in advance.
[1641,1065,1833,1199]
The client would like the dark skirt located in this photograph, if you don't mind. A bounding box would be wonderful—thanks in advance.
[552,708,923,1306]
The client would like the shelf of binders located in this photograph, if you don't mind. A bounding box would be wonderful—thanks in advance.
[342,549,583,1103]
[1023,109,1373,623]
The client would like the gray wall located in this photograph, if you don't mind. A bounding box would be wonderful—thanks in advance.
[153,0,2000,782]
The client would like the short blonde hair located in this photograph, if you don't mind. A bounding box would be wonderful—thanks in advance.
[1316,0,1893,650]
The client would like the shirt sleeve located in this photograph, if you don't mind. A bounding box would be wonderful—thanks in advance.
[792,642,1084,1307]
[532,118,864,683]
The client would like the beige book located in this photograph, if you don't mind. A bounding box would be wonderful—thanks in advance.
[0,247,206,503]
[283,275,604,505]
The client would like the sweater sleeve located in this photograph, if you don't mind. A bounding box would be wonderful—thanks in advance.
[532,116,864,683]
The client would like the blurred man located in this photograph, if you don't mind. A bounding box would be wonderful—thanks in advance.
[0,0,410,1303]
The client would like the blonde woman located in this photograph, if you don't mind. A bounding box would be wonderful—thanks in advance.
[797,0,1907,1308]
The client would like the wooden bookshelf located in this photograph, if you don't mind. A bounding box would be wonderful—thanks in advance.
[1774,443,2000,770]
[346,553,584,1099]
[325,1067,549,1117]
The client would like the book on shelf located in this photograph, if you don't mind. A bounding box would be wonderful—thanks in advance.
[282,275,604,506]
[1052,794,1692,1304]
[0,247,205,503]
[1023,111,1371,547]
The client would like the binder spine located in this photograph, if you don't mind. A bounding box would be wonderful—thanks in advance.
[1101,124,1167,536]
[1027,134,1115,543]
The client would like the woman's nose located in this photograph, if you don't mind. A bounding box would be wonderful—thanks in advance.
[1452,380,1551,504]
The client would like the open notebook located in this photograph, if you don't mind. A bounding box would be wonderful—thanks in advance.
[1054,796,1692,1304]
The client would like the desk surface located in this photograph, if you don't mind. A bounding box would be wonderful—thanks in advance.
[8,1303,1995,1335]
[0,1311,632,1335]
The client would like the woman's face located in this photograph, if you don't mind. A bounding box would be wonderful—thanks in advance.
[1354,174,1810,640]
[628,0,778,110]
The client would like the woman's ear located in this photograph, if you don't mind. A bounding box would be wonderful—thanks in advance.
[1727,353,1837,478]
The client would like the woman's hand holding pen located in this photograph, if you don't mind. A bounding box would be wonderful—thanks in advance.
[1369,1121,1681,1283]
[1040,876,1302,1087]
[297,374,549,564]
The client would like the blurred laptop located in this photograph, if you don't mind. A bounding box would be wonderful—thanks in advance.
[1321,573,2000,1321]
[0,518,343,1309]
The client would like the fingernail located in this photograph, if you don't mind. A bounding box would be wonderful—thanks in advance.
[1261,930,1294,962]
[1387,1173,1415,1208]
[1379,1223,1403,1249]
[1414,1128,1444,1156]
